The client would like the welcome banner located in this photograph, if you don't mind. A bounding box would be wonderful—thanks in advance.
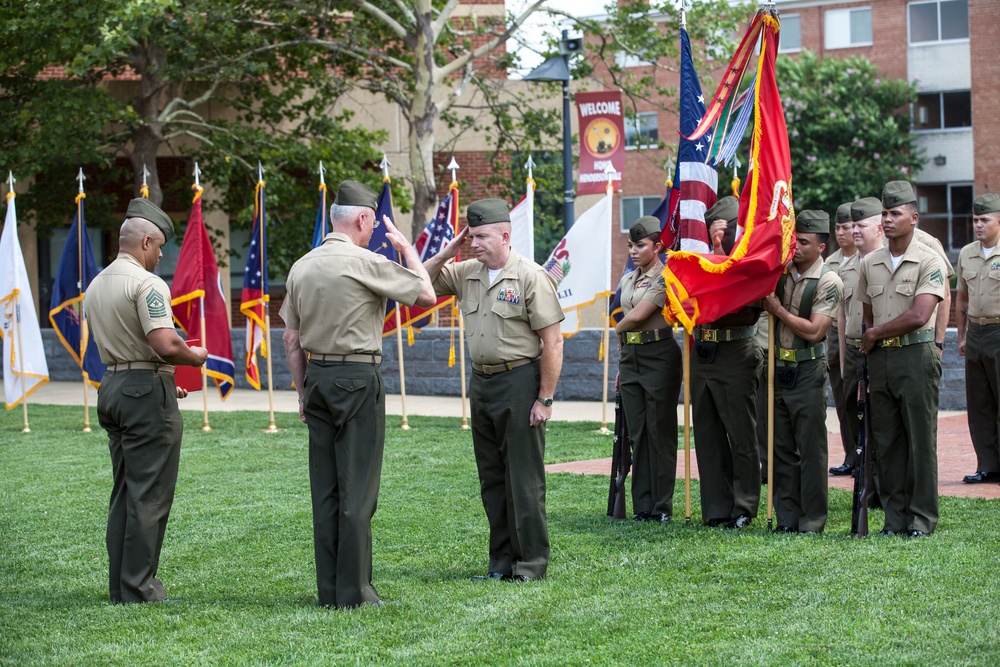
[575,90,625,195]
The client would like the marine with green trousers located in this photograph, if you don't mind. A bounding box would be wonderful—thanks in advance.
[84,198,208,603]
[692,196,762,529]
[859,181,947,537]
[956,193,1000,485]
[763,210,843,533]
[281,180,435,608]
[424,198,564,582]
[826,201,858,475]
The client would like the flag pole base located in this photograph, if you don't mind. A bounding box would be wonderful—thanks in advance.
[21,425,31,433]
[460,418,470,430]
[263,421,283,433]
[767,518,773,533]
[201,424,213,432]
[595,424,611,435]
[399,417,411,431]
[82,425,92,433]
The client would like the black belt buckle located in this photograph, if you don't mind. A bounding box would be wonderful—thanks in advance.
[694,341,717,364]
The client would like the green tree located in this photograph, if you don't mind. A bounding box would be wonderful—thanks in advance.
[775,50,924,212]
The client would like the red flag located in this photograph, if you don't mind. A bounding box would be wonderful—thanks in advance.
[171,187,236,398]
[662,10,795,332]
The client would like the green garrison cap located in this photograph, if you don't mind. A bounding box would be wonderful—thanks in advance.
[795,209,829,234]
[973,193,1000,215]
[851,197,882,222]
[126,198,174,242]
[882,180,916,208]
[335,180,378,211]
[629,216,662,242]
[466,198,510,226]
[705,195,740,224]
[836,202,853,224]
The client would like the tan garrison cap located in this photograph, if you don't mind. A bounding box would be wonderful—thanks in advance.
[836,202,853,224]
[973,193,1000,215]
[629,216,662,242]
[795,209,829,234]
[882,180,916,208]
[706,196,740,224]
[335,180,378,211]
[466,199,510,226]
[851,197,882,222]
[126,198,174,242]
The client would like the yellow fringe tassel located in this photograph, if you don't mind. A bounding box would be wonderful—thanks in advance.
[731,175,741,197]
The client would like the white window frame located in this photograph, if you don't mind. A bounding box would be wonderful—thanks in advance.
[907,0,970,45]
[824,7,873,50]
[624,112,659,151]
[779,14,802,53]
[911,90,973,133]
[620,195,664,233]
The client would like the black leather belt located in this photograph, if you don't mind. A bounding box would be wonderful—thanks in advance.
[309,353,382,365]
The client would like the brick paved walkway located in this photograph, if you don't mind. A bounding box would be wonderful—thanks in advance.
[545,413,1000,500]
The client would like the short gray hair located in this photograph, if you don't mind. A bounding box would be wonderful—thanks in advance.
[329,203,369,228]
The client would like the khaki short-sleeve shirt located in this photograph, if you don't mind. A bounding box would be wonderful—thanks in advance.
[956,241,1000,318]
[838,252,864,340]
[84,253,176,364]
[279,233,424,355]
[433,248,564,365]
[858,240,947,330]
[914,227,956,277]
[618,259,669,332]
[775,256,843,348]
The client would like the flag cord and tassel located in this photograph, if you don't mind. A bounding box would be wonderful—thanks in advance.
[395,302,410,430]
[263,302,278,432]
[683,327,692,523]
[766,312,776,532]
[199,296,211,431]
[458,311,469,430]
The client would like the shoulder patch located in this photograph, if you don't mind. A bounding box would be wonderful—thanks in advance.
[145,290,168,318]
[928,268,944,286]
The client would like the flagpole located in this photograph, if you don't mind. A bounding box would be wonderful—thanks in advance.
[15,298,30,433]
[191,166,211,432]
[597,170,616,435]
[683,327,692,523]
[257,163,278,433]
[76,168,91,433]
[766,312,775,532]
[381,156,411,430]
[447,157,470,430]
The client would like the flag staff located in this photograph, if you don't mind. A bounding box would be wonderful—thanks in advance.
[597,164,616,435]
[382,155,412,430]
[318,160,327,237]
[448,157,470,430]
[192,162,211,432]
[76,168,92,432]
[140,164,150,199]
[766,312,776,531]
[8,173,31,432]
[258,161,279,432]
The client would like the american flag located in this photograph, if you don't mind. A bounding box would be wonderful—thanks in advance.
[666,26,718,253]
[239,181,268,389]
[415,191,455,261]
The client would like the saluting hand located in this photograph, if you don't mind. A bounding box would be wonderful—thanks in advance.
[709,220,727,255]
[382,216,413,253]
[439,225,469,261]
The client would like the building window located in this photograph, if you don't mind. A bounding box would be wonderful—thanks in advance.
[621,195,663,232]
[615,51,652,68]
[917,183,973,252]
[824,7,872,49]
[909,0,969,43]
[913,91,972,130]
[624,112,659,149]
[779,15,801,53]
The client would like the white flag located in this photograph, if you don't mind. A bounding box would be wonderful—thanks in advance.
[510,181,534,262]
[541,186,613,336]
[1,192,49,408]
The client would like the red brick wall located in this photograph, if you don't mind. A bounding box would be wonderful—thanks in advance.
[970,0,1000,194]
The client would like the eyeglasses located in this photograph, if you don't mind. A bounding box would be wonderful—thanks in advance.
[370,212,381,229]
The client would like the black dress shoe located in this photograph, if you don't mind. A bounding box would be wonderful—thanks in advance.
[725,515,752,530]
[705,517,728,527]
[878,529,898,536]
[470,572,506,581]
[963,471,1000,484]
[907,530,928,538]
[503,574,534,582]
[633,511,651,521]
[829,463,855,476]
[650,513,670,523]
[774,525,794,533]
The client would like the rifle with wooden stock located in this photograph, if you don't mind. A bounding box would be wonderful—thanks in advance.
[607,391,632,520]
[851,334,874,537]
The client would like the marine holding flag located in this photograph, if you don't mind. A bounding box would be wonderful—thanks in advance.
[280,180,435,608]
[614,216,681,523]
[84,198,208,603]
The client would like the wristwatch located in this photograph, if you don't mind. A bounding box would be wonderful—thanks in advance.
[536,396,554,407]
[935,341,944,350]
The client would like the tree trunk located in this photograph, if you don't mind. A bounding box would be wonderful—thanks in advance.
[407,7,439,239]
[129,43,166,209]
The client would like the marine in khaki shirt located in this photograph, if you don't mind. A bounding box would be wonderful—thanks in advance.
[955,193,1000,483]
[858,180,946,537]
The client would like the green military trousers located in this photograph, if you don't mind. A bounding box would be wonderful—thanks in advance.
[827,324,856,466]
[619,337,682,518]
[691,338,762,522]
[97,368,183,603]
[304,359,385,608]
[868,342,941,534]
[772,357,829,532]
[469,361,549,580]
[966,323,1000,472]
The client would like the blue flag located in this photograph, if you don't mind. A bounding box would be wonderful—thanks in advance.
[48,195,106,386]
[368,180,402,335]
[312,183,328,249]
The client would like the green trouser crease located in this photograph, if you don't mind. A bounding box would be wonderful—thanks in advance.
[966,324,1000,472]
[827,326,856,465]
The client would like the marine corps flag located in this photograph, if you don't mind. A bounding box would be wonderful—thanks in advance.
[662,8,794,332]
[171,186,236,398]
[48,192,106,386]
[1,187,49,408]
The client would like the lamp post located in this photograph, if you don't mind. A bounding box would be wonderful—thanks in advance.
[524,30,583,231]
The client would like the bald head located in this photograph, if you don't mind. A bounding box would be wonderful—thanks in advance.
[119,217,166,271]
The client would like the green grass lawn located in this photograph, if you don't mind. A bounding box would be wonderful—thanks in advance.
[2,406,999,666]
